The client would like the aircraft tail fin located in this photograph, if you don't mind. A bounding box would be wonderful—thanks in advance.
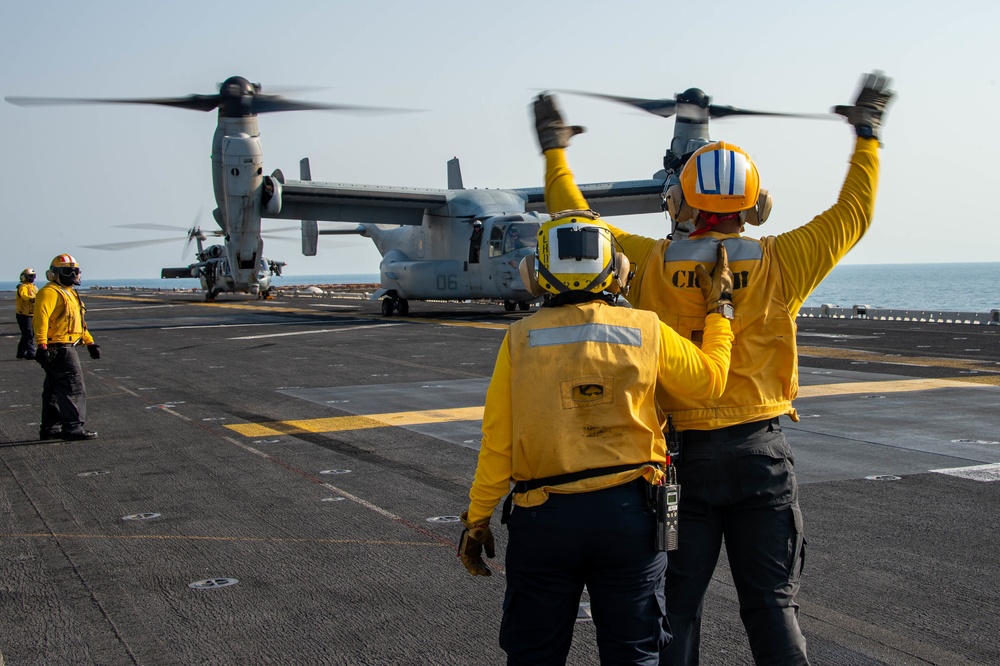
[447,157,464,190]
[300,158,318,256]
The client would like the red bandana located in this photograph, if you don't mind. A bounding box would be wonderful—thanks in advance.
[689,211,741,238]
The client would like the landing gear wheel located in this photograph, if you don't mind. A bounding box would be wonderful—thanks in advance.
[518,301,530,311]
[504,300,516,312]
[396,299,409,316]
[381,297,395,316]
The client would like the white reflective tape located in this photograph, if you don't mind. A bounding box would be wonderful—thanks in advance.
[695,149,747,196]
[664,237,763,263]
[529,323,642,348]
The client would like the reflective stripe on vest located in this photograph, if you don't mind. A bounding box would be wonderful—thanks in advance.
[528,322,643,348]
[664,236,763,263]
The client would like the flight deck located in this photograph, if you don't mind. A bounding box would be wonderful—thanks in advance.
[1,289,997,665]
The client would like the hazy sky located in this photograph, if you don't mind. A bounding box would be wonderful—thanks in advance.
[2,0,997,279]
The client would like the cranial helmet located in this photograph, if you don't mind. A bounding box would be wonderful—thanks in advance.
[518,210,630,297]
[47,254,81,286]
[664,141,772,234]
[19,268,36,283]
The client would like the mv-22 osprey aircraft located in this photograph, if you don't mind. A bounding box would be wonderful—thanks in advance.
[83,221,289,300]
[267,85,826,315]
[6,78,825,314]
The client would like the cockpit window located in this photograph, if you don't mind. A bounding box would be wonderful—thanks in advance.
[487,219,540,258]
[502,223,538,254]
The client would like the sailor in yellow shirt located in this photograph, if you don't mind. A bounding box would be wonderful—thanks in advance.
[15,268,38,360]
[33,254,101,441]
[459,206,735,663]
[534,73,894,665]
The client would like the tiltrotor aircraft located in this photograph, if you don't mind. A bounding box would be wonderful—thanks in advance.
[6,78,826,314]
[82,220,289,300]
[161,225,287,300]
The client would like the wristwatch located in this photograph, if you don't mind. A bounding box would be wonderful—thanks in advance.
[712,302,735,320]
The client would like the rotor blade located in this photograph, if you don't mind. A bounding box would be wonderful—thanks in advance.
[708,104,833,120]
[5,94,221,112]
[249,96,419,115]
[81,237,185,251]
[114,223,192,232]
[551,89,679,119]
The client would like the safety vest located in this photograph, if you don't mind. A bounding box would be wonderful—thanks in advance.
[16,283,37,316]
[507,300,667,506]
[547,137,879,432]
[629,233,797,430]
[34,282,94,346]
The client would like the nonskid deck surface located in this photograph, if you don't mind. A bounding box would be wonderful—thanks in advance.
[1,290,997,665]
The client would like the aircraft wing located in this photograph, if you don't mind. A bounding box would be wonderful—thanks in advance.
[269,180,451,226]
[515,176,668,218]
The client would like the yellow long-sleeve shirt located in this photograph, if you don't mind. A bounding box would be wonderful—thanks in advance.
[16,283,37,316]
[34,282,95,346]
[543,138,880,430]
[467,300,733,524]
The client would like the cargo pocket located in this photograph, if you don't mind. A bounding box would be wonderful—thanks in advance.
[787,503,806,585]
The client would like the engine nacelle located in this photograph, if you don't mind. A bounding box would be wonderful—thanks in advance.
[222,133,264,276]
[262,174,282,215]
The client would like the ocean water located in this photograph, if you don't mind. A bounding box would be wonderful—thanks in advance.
[801,263,1000,313]
[3,265,998,313]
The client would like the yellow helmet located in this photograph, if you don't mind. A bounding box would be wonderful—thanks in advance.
[522,210,629,296]
[47,253,81,285]
[19,268,36,283]
[50,253,79,269]
[679,141,760,214]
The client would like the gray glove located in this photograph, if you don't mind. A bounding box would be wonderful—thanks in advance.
[533,93,585,153]
[833,71,895,141]
[35,346,56,370]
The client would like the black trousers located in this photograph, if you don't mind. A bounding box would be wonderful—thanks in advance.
[662,419,809,666]
[500,480,669,665]
[16,314,35,358]
[40,345,87,432]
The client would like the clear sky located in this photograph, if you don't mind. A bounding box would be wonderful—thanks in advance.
[2,0,997,280]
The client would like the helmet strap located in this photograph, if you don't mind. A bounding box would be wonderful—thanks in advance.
[689,211,741,238]
[536,258,614,295]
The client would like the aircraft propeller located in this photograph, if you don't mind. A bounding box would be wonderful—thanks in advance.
[5,76,415,117]
[552,88,832,122]
[82,223,298,259]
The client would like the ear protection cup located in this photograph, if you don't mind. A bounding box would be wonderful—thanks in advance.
[743,189,772,226]
[610,252,631,294]
[518,256,544,297]
[45,269,56,282]
[664,184,697,224]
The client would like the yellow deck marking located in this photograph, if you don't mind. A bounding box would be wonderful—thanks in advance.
[800,345,999,372]
[225,406,485,437]
[227,375,1000,438]
[797,377,979,398]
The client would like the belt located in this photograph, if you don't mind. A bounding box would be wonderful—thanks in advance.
[500,462,658,525]
[682,417,779,444]
[47,341,80,348]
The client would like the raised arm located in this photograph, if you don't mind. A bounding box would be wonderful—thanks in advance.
[775,71,894,313]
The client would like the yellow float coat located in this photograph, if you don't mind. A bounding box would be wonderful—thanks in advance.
[467,300,732,523]
[543,138,880,430]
